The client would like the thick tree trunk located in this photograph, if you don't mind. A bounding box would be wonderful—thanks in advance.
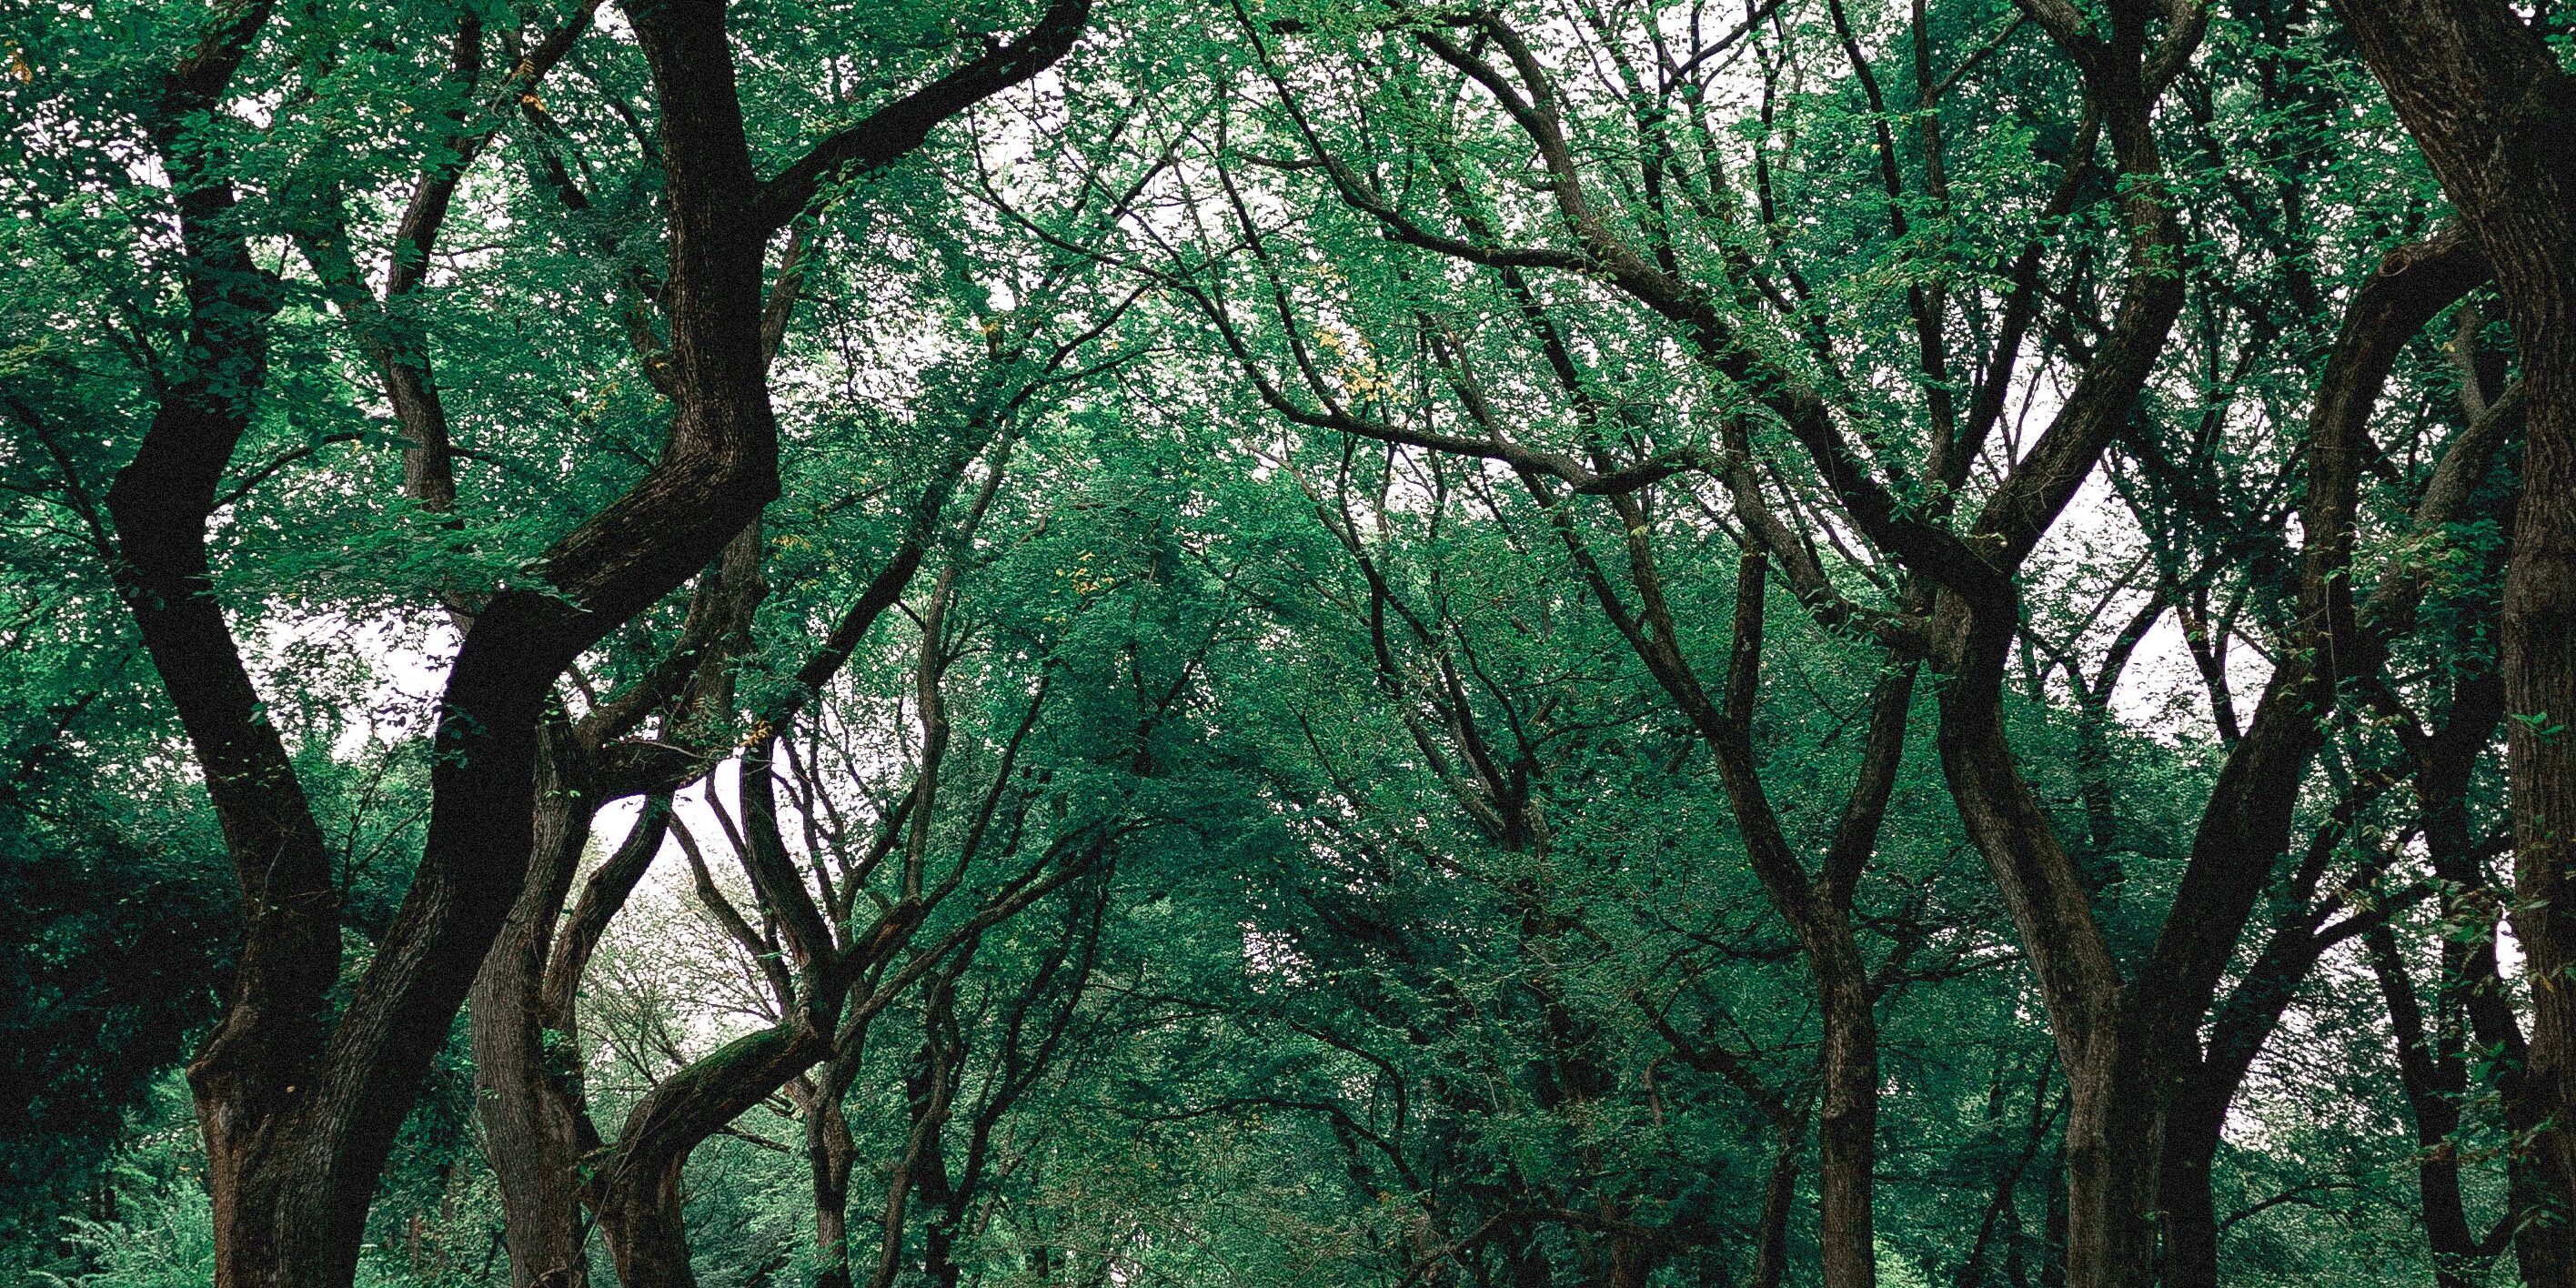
[2490,241,2576,1288]
[914,1126,964,1288]
[2158,873,2391,1288]
[919,1152,963,1288]
[2156,226,2498,1288]
[2328,4,2576,1278]
[802,1064,860,1288]
[2157,1078,2226,1288]
[2073,1049,2168,1288]
[107,5,776,1281]
[597,1159,696,1288]
[594,1027,832,1288]
[470,733,599,1288]
[1931,603,2155,1288]
[105,17,330,1286]
[1897,13,2193,1280]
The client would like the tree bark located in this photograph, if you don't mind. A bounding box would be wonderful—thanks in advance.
[467,519,759,1288]
[2319,5,2576,1279]
[2147,226,2490,1288]
[97,4,778,1279]
[1749,1108,1805,1288]
[567,1,1084,1274]
[2367,925,2489,1288]
[1931,213,2483,1288]
[96,10,597,1286]
[801,1062,860,1288]
[468,730,602,1288]
[596,1026,834,1288]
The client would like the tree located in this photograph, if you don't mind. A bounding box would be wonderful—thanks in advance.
[1,0,1080,1281]
[8,1,2571,1285]
[2329,1,2576,1280]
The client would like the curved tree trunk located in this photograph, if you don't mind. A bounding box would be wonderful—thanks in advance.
[800,1061,862,1288]
[2367,925,2488,1288]
[473,729,686,1288]
[594,1027,834,1288]
[97,5,770,1284]
[469,731,599,1288]
[2305,4,2576,1277]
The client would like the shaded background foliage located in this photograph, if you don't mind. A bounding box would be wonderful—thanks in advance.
[4,0,2571,1284]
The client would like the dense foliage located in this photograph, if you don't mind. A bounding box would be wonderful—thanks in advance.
[4,0,2574,1286]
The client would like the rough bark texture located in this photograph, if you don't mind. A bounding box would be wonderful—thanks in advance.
[468,747,683,1288]
[98,4,777,1283]
[108,17,327,1288]
[2328,3,2576,1280]
[466,518,760,1288]
[596,1025,835,1288]
[468,731,601,1288]
[1928,211,2481,1288]
[1914,15,2193,1281]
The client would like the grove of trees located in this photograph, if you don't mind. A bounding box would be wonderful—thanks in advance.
[4,0,2574,1285]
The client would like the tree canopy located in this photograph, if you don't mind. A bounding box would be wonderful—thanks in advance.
[4,0,2574,1286]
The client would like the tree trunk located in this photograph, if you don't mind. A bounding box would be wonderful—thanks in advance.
[597,1157,697,1288]
[1814,926,1882,1288]
[470,731,599,1288]
[1748,1109,1804,1288]
[803,1063,860,1288]
[2367,925,2486,1288]
[2328,3,2576,1278]
[1616,553,1905,1288]
[2485,195,2576,1288]
[594,1027,831,1288]
[2156,1082,2224,1288]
